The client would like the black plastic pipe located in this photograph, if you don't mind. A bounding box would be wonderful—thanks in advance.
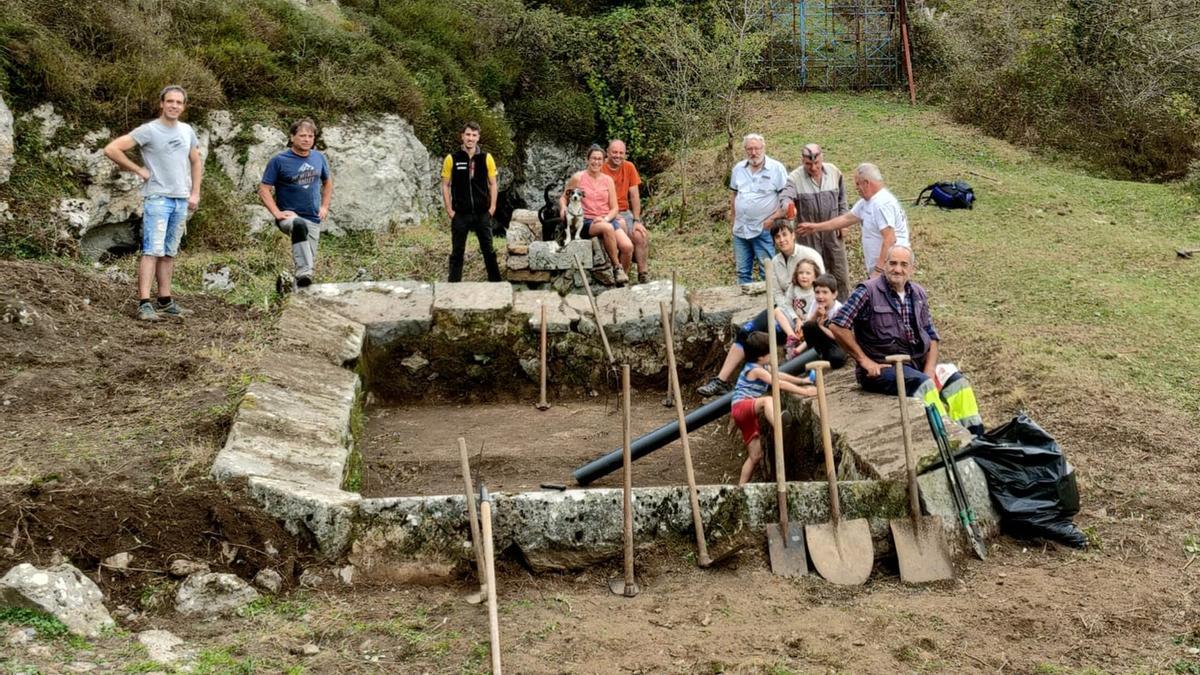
[572,349,819,485]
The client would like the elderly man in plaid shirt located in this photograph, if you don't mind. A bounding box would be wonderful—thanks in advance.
[828,244,985,434]
[829,244,939,396]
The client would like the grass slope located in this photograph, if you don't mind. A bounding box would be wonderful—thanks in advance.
[651,92,1200,418]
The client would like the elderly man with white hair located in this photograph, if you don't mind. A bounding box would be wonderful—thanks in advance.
[797,162,909,279]
[728,133,788,284]
[829,244,984,434]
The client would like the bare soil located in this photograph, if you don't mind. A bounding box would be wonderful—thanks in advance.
[359,393,746,497]
[0,260,271,489]
[0,259,1197,674]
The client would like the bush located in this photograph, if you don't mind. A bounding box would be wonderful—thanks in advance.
[912,0,1200,180]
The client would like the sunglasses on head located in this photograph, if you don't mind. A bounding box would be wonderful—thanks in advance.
[803,152,821,160]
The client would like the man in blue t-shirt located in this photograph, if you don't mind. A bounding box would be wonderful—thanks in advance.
[258,118,333,287]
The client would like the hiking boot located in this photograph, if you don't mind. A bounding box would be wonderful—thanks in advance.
[296,275,313,288]
[696,376,732,397]
[136,303,159,322]
[615,267,630,287]
[638,271,650,284]
[157,299,186,318]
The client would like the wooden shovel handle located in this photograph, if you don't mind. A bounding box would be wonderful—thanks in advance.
[809,360,841,524]
[765,268,789,532]
[458,438,486,594]
[887,355,922,521]
[660,302,710,566]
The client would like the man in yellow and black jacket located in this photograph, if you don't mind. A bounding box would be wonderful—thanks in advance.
[441,121,501,282]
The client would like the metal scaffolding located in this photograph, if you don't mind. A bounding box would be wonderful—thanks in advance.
[761,0,901,90]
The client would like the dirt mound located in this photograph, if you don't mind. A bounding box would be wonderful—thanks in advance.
[0,480,317,607]
[0,260,270,488]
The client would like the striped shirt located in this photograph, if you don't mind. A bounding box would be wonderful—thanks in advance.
[732,362,772,404]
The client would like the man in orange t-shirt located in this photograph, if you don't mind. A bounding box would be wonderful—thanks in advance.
[601,139,650,284]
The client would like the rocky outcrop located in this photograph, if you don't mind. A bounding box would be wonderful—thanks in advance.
[0,92,13,184]
[0,563,114,637]
[519,136,581,208]
[322,115,435,230]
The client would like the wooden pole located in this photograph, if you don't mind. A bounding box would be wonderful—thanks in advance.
[479,487,502,675]
[573,253,615,366]
[664,271,677,407]
[661,301,711,567]
[536,304,550,410]
[900,0,917,105]
[458,438,486,603]
[765,265,791,539]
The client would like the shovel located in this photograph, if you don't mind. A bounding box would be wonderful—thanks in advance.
[764,266,807,577]
[804,360,874,585]
[886,355,954,584]
[458,438,486,605]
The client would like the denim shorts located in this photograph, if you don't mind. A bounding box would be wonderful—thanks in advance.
[142,196,188,257]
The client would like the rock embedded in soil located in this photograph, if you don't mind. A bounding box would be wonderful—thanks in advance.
[253,569,283,594]
[101,552,132,570]
[168,559,210,578]
[138,629,190,665]
[0,563,114,637]
[174,573,259,617]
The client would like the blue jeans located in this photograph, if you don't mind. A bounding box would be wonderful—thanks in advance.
[141,196,188,257]
[733,230,775,284]
[857,360,929,397]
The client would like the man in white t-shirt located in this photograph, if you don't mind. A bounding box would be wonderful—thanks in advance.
[796,163,909,279]
[728,133,788,284]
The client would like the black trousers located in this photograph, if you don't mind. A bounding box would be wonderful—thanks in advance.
[448,212,501,282]
[801,320,848,369]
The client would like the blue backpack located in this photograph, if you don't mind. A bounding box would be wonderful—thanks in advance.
[916,180,975,209]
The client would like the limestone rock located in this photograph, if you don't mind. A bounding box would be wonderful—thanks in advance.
[253,569,283,594]
[307,281,433,347]
[202,266,234,292]
[507,269,552,283]
[591,280,689,343]
[138,629,190,665]
[431,282,514,331]
[512,289,582,333]
[222,123,286,194]
[510,209,538,227]
[528,240,593,271]
[400,352,429,373]
[275,295,366,367]
[247,477,361,556]
[174,573,259,617]
[520,136,581,208]
[24,103,64,146]
[322,115,435,231]
[101,552,132,570]
[505,221,537,248]
[506,253,530,271]
[0,93,12,184]
[0,563,114,637]
[168,559,209,578]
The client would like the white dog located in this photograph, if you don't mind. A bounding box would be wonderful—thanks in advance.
[561,187,587,245]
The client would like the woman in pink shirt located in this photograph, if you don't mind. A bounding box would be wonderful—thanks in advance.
[560,145,633,286]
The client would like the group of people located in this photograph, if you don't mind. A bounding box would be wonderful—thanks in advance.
[104,85,332,321]
[104,86,978,480]
[716,133,981,483]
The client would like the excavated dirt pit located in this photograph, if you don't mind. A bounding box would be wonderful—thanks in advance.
[358,390,746,497]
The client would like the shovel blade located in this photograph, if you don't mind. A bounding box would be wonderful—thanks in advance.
[890,516,954,584]
[804,519,874,585]
[766,523,809,577]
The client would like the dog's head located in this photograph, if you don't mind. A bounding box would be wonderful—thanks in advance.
[567,187,585,208]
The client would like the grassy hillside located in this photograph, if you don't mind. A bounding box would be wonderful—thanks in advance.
[651,92,1200,418]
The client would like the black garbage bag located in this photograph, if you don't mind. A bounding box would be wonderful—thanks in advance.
[958,414,1087,548]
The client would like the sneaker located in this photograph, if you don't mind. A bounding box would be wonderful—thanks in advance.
[157,299,185,318]
[296,275,313,288]
[136,303,159,322]
[615,267,630,286]
[638,271,650,284]
[696,376,732,397]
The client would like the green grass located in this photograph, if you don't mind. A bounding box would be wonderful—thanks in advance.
[0,607,71,639]
[654,91,1200,416]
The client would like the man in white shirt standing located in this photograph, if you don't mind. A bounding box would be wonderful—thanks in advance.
[728,133,788,284]
[797,162,909,279]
